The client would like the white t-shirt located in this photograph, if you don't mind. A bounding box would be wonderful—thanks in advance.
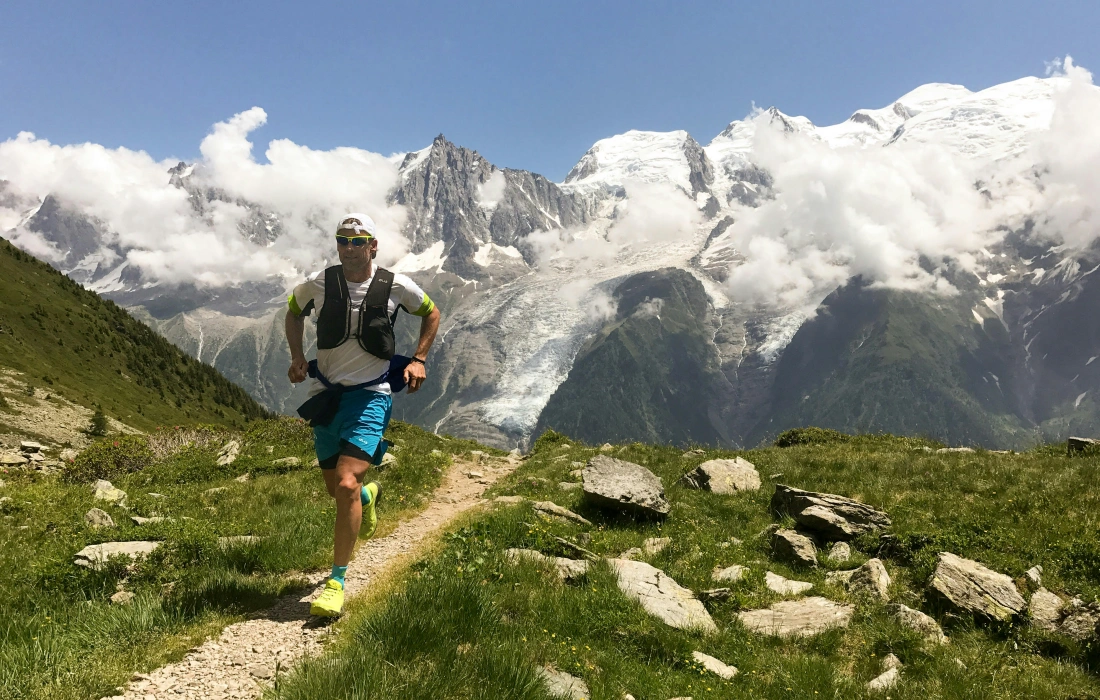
[289,268,434,396]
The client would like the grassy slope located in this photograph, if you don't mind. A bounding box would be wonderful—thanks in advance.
[0,238,268,430]
[276,431,1100,700]
[0,418,482,700]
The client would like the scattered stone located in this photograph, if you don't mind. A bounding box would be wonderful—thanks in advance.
[59,448,78,461]
[692,651,738,679]
[680,458,760,494]
[772,485,891,540]
[110,590,135,605]
[19,441,44,453]
[93,480,128,507]
[1060,602,1100,642]
[1028,588,1063,633]
[465,470,485,479]
[928,552,1026,622]
[867,667,899,692]
[234,473,250,483]
[698,588,732,602]
[826,569,856,586]
[272,456,300,467]
[827,541,851,562]
[505,549,589,582]
[936,447,975,453]
[249,663,274,679]
[216,440,240,466]
[536,666,589,700]
[381,452,397,467]
[0,453,28,466]
[644,537,671,555]
[558,482,581,491]
[888,603,947,644]
[712,564,748,583]
[599,443,614,452]
[765,571,813,595]
[681,449,705,459]
[532,501,593,526]
[848,558,891,601]
[582,455,670,518]
[620,547,643,560]
[494,495,526,505]
[131,515,171,525]
[771,529,817,567]
[607,559,718,633]
[28,452,45,462]
[737,596,854,637]
[1025,565,1043,589]
[552,536,598,561]
[1067,436,1100,454]
[84,508,115,529]
[73,541,160,569]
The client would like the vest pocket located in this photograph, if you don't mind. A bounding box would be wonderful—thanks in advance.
[359,313,395,359]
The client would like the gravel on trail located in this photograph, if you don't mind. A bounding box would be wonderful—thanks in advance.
[104,454,518,700]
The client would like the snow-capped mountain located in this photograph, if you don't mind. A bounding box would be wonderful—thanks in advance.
[4,69,1099,449]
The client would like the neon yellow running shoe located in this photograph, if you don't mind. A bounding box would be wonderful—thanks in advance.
[310,579,344,617]
[363,481,381,539]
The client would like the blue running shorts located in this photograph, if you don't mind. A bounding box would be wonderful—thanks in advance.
[312,389,393,469]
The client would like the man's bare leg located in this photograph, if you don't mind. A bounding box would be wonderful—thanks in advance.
[325,454,372,566]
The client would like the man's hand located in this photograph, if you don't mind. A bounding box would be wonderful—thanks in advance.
[404,359,427,393]
[288,357,309,383]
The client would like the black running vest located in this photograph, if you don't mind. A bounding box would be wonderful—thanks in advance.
[313,265,396,360]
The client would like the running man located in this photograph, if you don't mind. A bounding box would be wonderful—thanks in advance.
[285,212,440,617]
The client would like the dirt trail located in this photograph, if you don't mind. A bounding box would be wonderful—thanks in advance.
[107,454,517,700]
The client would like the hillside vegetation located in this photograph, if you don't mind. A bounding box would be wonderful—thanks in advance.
[276,430,1100,699]
[0,238,269,431]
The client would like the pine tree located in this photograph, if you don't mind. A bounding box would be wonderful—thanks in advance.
[89,406,109,437]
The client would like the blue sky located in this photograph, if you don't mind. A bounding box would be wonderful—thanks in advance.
[2,1,1097,181]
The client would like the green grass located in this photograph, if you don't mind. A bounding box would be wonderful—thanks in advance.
[274,430,1100,700]
[0,417,456,700]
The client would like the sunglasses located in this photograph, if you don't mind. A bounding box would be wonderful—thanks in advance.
[336,235,373,247]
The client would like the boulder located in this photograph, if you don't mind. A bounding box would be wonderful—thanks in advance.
[532,501,593,526]
[643,537,671,555]
[867,667,899,692]
[765,571,813,595]
[59,448,79,461]
[771,485,891,540]
[505,549,589,582]
[679,458,760,494]
[737,596,854,637]
[826,541,851,562]
[771,529,817,567]
[848,558,891,601]
[19,441,44,453]
[682,449,705,459]
[0,453,29,466]
[692,651,738,679]
[1067,436,1100,454]
[582,455,670,518]
[74,541,160,569]
[826,570,856,586]
[536,666,589,700]
[216,440,240,466]
[607,559,717,633]
[712,564,748,583]
[1028,588,1063,633]
[887,603,947,644]
[928,552,1026,621]
[1060,602,1100,642]
[84,508,115,529]
[92,480,127,508]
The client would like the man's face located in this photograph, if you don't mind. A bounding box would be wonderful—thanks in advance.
[336,236,377,266]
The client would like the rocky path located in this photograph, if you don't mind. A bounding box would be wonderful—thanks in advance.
[108,454,518,700]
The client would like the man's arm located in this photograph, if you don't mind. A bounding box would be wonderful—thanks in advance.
[285,309,309,383]
[404,306,440,393]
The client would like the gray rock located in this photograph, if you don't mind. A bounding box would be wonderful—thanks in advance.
[882,653,903,671]
[888,603,947,644]
[772,529,817,567]
[682,449,705,459]
[110,590,135,605]
[849,558,891,601]
[92,480,127,508]
[59,448,78,461]
[607,559,718,633]
[698,588,732,602]
[505,549,589,582]
[84,508,115,529]
[712,564,748,583]
[936,447,975,454]
[599,443,614,452]
[826,569,856,586]
[1059,602,1100,642]
[216,440,240,466]
[532,501,593,526]
[772,485,891,540]
[827,541,851,562]
[692,651,738,679]
[19,441,44,453]
[867,667,899,692]
[582,455,670,518]
[494,495,526,505]
[465,470,485,479]
[74,541,160,569]
[620,547,643,560]
[272,456,301,467]
[558,482,581,492]
[738,596,854,637]
[381,452,397,467]
[536,666,589,700]
[644,537,671,555]
[1025,565,1043,588]
[131,516,171,525]
[1028,588,1063,633]
[1067,436,1100,454]
[234,473,250,483]
[0,453,28,466]
[928,552,1026,621]
[680,458,760,494]
[765,571,813,595]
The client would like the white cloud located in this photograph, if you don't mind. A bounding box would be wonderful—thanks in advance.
[476,169,507,211]
[633,297,663,319]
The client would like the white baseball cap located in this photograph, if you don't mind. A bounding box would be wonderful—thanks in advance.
[336,212,377,236]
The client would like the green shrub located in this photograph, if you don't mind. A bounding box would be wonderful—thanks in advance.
[88,406,109,437]
[530,428,573,454]
[774,426,853,448]
[243,416,313,448]
[64,435,155,483]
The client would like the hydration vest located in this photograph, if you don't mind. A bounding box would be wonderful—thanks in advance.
[314,265,396,360]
